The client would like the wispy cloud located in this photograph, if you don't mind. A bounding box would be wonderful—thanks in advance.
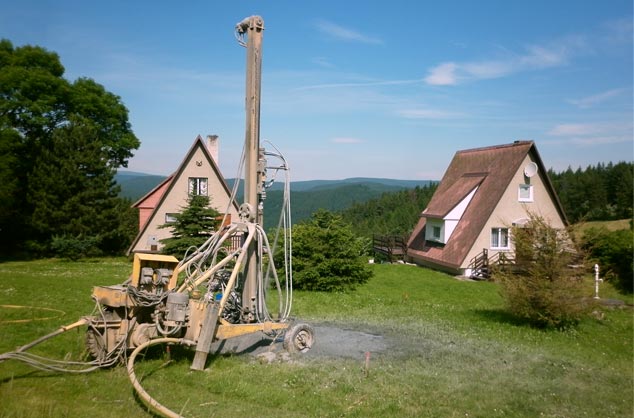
[567,88,629,109]
[331,137,364,144]
[547,122,633,146]
[424,63,459,86]
[424,36,583,86]
[548,123,601,136]
[314,20,383,45]
[600,16,634,44]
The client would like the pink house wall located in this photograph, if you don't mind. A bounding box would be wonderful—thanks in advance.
[135,180,172,230]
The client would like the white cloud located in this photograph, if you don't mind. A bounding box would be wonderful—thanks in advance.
[548,123,601,136]
[546,122,633,146]
[567,88,629,109]
[314,20,383,45]
[568,136,631,146]
[424,37,581,86]
[424,62,458,86]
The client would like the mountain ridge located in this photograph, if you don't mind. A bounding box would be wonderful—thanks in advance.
[115,171,436,228]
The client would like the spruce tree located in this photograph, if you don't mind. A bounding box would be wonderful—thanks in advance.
[159,195,221,259]
[284,209,373,292]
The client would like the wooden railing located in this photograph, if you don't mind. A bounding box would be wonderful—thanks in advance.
[372,235,408,262]
[468,248,516,280]
[468,248,489,279]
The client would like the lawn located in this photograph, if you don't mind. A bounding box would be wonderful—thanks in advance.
[0,258,632,417]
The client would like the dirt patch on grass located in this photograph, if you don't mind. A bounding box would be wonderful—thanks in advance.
[214,321,394,362]
[303,324,390,360]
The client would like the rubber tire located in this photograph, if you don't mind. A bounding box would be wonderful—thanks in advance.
[283,323,315,353]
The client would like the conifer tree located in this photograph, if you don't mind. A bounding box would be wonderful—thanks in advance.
[159,195,221,259]
[284,209,373,292]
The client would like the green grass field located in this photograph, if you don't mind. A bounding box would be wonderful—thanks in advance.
[0,259,632,417]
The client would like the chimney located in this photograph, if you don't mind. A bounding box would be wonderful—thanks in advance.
[206,135,219,164]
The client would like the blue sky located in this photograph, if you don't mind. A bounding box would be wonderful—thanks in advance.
[2,1,632,180]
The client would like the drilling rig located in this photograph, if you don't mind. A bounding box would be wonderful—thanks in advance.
[0,16,313,418]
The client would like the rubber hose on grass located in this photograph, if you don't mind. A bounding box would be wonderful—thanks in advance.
[127,337,197,418]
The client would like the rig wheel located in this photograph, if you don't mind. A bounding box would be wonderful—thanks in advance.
[85,309,119,363]
[283,323,314,353]
[85,327,108,362]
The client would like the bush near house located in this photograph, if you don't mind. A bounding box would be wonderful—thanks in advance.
[493,214,589,328]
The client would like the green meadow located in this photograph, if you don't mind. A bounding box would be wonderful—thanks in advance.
[0,259,632,417]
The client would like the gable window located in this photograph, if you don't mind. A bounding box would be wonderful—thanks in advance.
[188,177,208,195]
[432,226,441,240]
[491,227,509,249]
[165,213,178,223]
[518,184,533,202]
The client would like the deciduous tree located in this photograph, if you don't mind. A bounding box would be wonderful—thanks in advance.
[0,39,140,255]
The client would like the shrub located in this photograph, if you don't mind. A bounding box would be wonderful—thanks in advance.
[50,234,102,260]
[283,209,373,291]
[493,214,589,329]
[581,226,633,293]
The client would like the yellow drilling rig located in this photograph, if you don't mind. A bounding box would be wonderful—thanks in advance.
[0,16,313,418]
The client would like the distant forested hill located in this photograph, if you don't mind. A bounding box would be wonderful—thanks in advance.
[262,182,422,230]
[115,171,167,201]
[116,161,633,241]
[340,184,438,238]
[230,178,434,230]
[116,171,433,227]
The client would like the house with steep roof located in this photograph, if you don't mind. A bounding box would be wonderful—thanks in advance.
[127,135,239,255]
[407,140,568,278]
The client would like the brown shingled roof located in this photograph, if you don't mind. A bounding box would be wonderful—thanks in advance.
[407,140,566,270]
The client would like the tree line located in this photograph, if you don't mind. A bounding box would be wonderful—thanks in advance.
[339,184,438,239]
[548,162,633,223]
[338,163,633,239]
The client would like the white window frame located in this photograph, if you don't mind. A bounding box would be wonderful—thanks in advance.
[432,226,441,240]
[188,177,208,196]
[518,184,533,202]
[165,213,178,223]
[491,227,510,249]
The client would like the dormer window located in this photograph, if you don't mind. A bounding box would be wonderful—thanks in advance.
[518,184,533,202]
[425,219,445,243]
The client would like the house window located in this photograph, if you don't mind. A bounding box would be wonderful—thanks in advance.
[165,213,178,223]
[188,177,208,195]
[432,226,441,240]
[491,228,509,249]
[518,184,533,202]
